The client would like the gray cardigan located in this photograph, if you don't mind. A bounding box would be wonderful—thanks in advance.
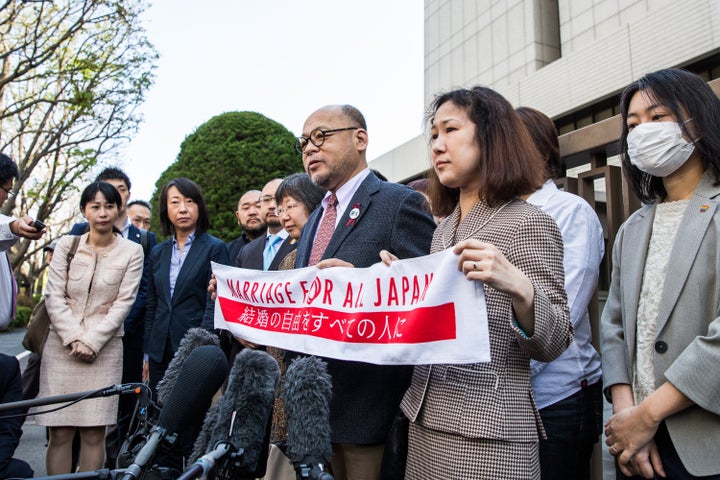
[601,172,720,476]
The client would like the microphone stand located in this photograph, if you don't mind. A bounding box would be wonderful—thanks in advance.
[294,457,335,480]
[176,442,243,480]
[0,384,148,413]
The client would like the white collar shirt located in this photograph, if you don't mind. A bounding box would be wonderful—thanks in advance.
[526,180,604,408]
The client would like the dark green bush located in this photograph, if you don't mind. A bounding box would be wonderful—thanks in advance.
[150,111,304,241]
[8,305,32,330]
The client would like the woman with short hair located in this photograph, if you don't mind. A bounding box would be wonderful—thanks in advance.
[40,181,144,474]
[397,86,573,479]
[143,178,228,390]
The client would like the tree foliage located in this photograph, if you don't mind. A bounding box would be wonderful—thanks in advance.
[151,111,303,242]
[0,0,157,291]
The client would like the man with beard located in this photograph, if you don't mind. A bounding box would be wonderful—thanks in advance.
[226,189,266,266]
[217,179,297,354]
[235,179,295,270]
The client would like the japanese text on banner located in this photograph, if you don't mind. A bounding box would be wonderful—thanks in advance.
[213,248,490,365]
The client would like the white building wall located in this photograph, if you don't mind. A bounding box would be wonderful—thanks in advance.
[371,0,720,182]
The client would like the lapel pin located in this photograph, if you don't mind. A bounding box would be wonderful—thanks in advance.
[700,204,709,212]
[346,203,361,227]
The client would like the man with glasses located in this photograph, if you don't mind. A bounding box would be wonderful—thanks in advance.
[292,105,436,480]
[235,179,295,271]
[225,179,297,354]
[0,152,41,479]
[1,152,45,332]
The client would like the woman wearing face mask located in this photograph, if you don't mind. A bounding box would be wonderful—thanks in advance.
[602,68,720,479]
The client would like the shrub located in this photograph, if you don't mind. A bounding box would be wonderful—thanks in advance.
[150,111,303,241]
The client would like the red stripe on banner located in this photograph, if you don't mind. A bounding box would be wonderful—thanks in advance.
[218,298,457,344]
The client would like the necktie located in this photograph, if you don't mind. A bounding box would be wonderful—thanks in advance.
[308,193,338,266]
[5,252,16,321]
[263,234,282,270]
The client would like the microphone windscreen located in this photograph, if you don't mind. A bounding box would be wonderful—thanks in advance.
[158,344,228,435]
[284,356,333,464]
[156,328,220,405]
[211,349,280,476]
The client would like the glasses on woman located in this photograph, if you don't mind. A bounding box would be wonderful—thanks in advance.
[274,202,303,216]
[295,127,359,154]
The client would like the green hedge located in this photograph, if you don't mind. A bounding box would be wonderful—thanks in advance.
[7,305,31,330]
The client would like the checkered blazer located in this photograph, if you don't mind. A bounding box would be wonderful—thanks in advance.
[401,199,572,447]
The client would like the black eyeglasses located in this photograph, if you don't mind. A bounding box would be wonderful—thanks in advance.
[0,184,15,199]
[295,127,359,154]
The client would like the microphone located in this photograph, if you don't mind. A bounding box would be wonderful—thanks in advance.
[186,348,280,480]
[121,344,228,480]
[284,356,334,480]
[155,327,220,405]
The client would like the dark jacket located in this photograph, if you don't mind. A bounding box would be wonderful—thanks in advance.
[143,232,228,362]
[0,354,33,479]
[294,172,436,444]
[236,234,296,270]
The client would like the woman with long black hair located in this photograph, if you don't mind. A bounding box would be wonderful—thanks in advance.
[602,68,720,479]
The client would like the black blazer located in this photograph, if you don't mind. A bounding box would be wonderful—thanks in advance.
[143,232,228,362]
[294,172,436,444]
[236,233,296,271]
[226,233,252,268]
[0,354,27,478]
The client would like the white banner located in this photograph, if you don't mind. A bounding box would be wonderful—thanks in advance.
[213,248,490,365]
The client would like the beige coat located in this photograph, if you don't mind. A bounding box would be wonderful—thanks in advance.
[36,233,143,427]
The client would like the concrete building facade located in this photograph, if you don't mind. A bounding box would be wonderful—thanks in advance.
[371,0,720,181]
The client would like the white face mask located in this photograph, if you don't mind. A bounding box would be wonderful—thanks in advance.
[626,121,695,177]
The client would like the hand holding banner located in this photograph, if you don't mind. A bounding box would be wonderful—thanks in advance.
[213,248,490,365]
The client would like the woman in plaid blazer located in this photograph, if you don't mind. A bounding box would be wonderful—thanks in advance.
[399,87,573,479]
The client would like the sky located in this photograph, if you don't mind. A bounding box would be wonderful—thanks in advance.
[123,1,425,201]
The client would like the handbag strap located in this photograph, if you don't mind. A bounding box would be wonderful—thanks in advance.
[66,235,80,272]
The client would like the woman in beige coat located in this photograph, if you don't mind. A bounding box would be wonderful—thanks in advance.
[38,182,143,474]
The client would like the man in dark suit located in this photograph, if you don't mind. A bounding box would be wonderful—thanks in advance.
[228,179,295,354]
[236,178,296,271]
[226,189,266,266]
[0,354,33,480]
[293,105,436,480]
[69,167,156,464]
